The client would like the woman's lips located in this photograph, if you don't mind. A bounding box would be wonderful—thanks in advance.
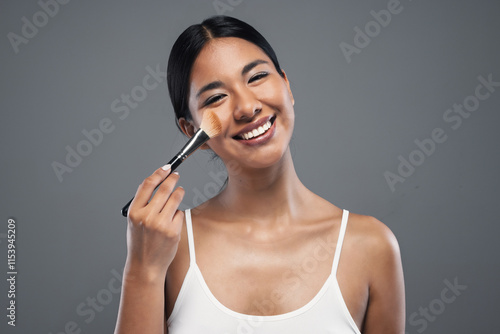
[238,118,272,140]
[233,116,276,146]
[232,115,275,139]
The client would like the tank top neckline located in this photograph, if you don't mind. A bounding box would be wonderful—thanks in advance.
[181,208,352,322]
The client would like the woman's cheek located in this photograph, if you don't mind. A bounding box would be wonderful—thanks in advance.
[257,83,278,99]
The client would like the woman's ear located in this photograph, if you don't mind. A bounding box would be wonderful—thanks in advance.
[178,117,196,138]
[178,117,211,150]
[281,70,295,106]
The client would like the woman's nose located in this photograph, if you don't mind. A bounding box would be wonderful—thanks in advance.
[233,88,262,120]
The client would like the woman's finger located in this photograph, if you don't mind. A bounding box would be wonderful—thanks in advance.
[158,186,185,221]
[146,170,180,213]
[130,165,171,210]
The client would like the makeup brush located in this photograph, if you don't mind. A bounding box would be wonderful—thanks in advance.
[121,110,222,217]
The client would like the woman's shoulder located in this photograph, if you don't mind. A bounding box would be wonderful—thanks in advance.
[341,211,405,330]
[313,193,399,243]
[346,211,399,247]
[311,194,401,254]
[344,211,400,254]
[344,211,402,278]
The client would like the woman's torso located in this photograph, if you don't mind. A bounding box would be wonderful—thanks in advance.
[165,201,369,332]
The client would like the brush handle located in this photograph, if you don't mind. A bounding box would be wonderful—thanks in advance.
[120,155,177,217]
[120,129,209,217]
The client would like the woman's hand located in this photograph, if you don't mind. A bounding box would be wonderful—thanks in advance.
[124,165,185,282]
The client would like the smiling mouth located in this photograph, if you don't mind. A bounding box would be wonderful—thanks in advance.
[233,116,276,140]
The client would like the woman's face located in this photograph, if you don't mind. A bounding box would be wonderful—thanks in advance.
[182,37,295,170]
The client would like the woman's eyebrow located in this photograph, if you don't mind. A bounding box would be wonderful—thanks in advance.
[196,80,224,99]
[241,59,268,76]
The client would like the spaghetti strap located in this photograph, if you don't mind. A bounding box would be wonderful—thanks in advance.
[168,207,362,333]
[184,209,196,264]
[332,209,349,275]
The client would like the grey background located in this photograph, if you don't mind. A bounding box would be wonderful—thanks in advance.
[1,0,499,333]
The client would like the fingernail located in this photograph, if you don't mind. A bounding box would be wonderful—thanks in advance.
[173,171,179,175]
[161,164,171,171]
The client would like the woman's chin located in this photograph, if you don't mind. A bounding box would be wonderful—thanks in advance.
[213,125,293,171]
[227,145,292,172]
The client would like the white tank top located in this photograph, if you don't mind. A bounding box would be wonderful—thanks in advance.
[167,209,361,334]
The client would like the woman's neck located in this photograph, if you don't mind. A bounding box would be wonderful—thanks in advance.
[213,148,311,222]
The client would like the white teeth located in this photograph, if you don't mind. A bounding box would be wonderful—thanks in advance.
[239,120,273,140]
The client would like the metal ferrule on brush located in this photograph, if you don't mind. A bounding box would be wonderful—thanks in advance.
[167,129,210,170]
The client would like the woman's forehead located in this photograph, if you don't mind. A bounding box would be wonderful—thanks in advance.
[191,37,270,79]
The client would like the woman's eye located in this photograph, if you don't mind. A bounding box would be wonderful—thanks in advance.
[204,94,225,106]
[249,72,269,83]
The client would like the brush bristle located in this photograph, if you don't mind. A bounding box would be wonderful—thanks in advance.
[199,111,222,138]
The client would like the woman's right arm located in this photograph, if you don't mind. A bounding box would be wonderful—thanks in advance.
[114,165,185,334]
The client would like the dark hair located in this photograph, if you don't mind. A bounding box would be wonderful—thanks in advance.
[167,15,284,131]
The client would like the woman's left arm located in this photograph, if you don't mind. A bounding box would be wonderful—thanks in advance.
[362,219,406,334]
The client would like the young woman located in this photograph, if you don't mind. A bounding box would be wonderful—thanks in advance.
[114,16,405,334]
